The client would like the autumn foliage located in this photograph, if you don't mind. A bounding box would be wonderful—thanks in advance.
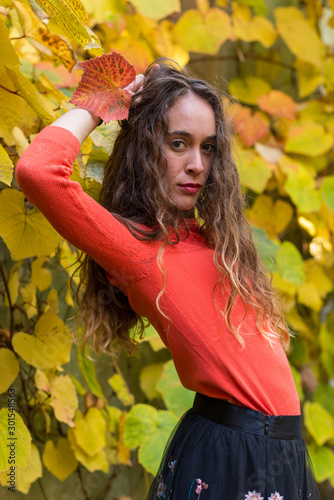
[0,0,334,499]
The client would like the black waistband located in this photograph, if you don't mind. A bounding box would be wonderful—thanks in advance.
[192,393,302,440]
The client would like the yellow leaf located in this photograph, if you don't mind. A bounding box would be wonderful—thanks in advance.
[12,126,30,157]
[246,195,293,238]
[130,0,180,19]
[35,369,51,392]
[0,443,42,493]
[279,155,321,213]
[12,311,72,369]
[238,153,272,193]
[0,82,39,146]
[176,8,232,54]
[68,428,109,473]
[232,5,277,48]
[117,411,130,465]
[142,18,189,67]
[43,438,78,481]
[5,66,56,126]
[46,289,59,315]
[34,0,103,52]
[140,363,164,400]
[0,409,31,471]
[20,282,37,319]
[65,278,75,307]
[0,189,61,260]
[228,76,271,105]
[31,257,52,292]
[15,444,42,493]
[0,15,20,66]
[297,260,333,311]
[196,0,210,15]
[49,374,78,426]
[0,349,19,394]
[272,272,297,297]
[14,1,76,71]
[295,59,325,99]
[73,408,106,456]
[0,144,14,186]
[108,374,135,407]
[275,7,325,68]
[285,121,334,157]
[4,261,21,307]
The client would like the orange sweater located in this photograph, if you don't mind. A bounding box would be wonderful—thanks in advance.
[16,126,300,416]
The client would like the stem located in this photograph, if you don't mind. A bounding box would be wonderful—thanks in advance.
[38,478,48,500]
[0,261,15,340]
[0,84,20,96]
[77,465,90,500]
[96,468,119,500]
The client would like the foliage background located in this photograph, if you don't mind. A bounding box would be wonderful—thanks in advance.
[0,0,334,499]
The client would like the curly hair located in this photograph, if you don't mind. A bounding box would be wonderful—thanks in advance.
[73,59,290,355]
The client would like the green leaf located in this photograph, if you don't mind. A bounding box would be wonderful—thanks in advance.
[228,76,271,105]
[0,409,31,472]
[0,189,61,260]
[314,384,334,416]
[319,324,334,378]
[124,404,178,474]
[252,228,280,272]
[12,311,72,369]
[320,176,334,212]
[0,349,20,394]
[304,401,334,446]
[308,444,334,483]
[276,241,304,286]
[77,348,106,401]
[157,360,194,417]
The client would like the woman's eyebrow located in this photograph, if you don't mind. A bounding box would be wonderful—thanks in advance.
[167,131,217,140]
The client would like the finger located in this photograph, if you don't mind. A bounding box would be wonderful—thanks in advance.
[125,74,144,93]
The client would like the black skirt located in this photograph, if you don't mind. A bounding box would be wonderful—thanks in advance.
[147,394,321,500]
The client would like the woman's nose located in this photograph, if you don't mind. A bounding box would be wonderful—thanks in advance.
[185,149,205,174]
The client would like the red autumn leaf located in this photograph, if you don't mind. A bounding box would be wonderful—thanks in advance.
[232,107,270,147]
[258,90,297,119]
[70,51,136,123]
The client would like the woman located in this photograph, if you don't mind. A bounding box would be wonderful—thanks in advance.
[15,60,320,499]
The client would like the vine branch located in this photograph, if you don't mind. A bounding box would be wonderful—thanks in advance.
[0,260,15,340]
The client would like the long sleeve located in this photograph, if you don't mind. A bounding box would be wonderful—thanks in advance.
[15,126,152,286]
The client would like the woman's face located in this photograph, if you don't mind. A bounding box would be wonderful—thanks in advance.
[163,93,216,215]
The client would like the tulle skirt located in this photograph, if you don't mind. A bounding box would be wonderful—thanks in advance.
[147,394,321,500]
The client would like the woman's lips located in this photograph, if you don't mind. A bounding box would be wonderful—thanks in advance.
[178,184,201,194]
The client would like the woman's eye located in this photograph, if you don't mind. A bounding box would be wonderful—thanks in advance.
[171,140,186,150]
[202,143,215,154]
